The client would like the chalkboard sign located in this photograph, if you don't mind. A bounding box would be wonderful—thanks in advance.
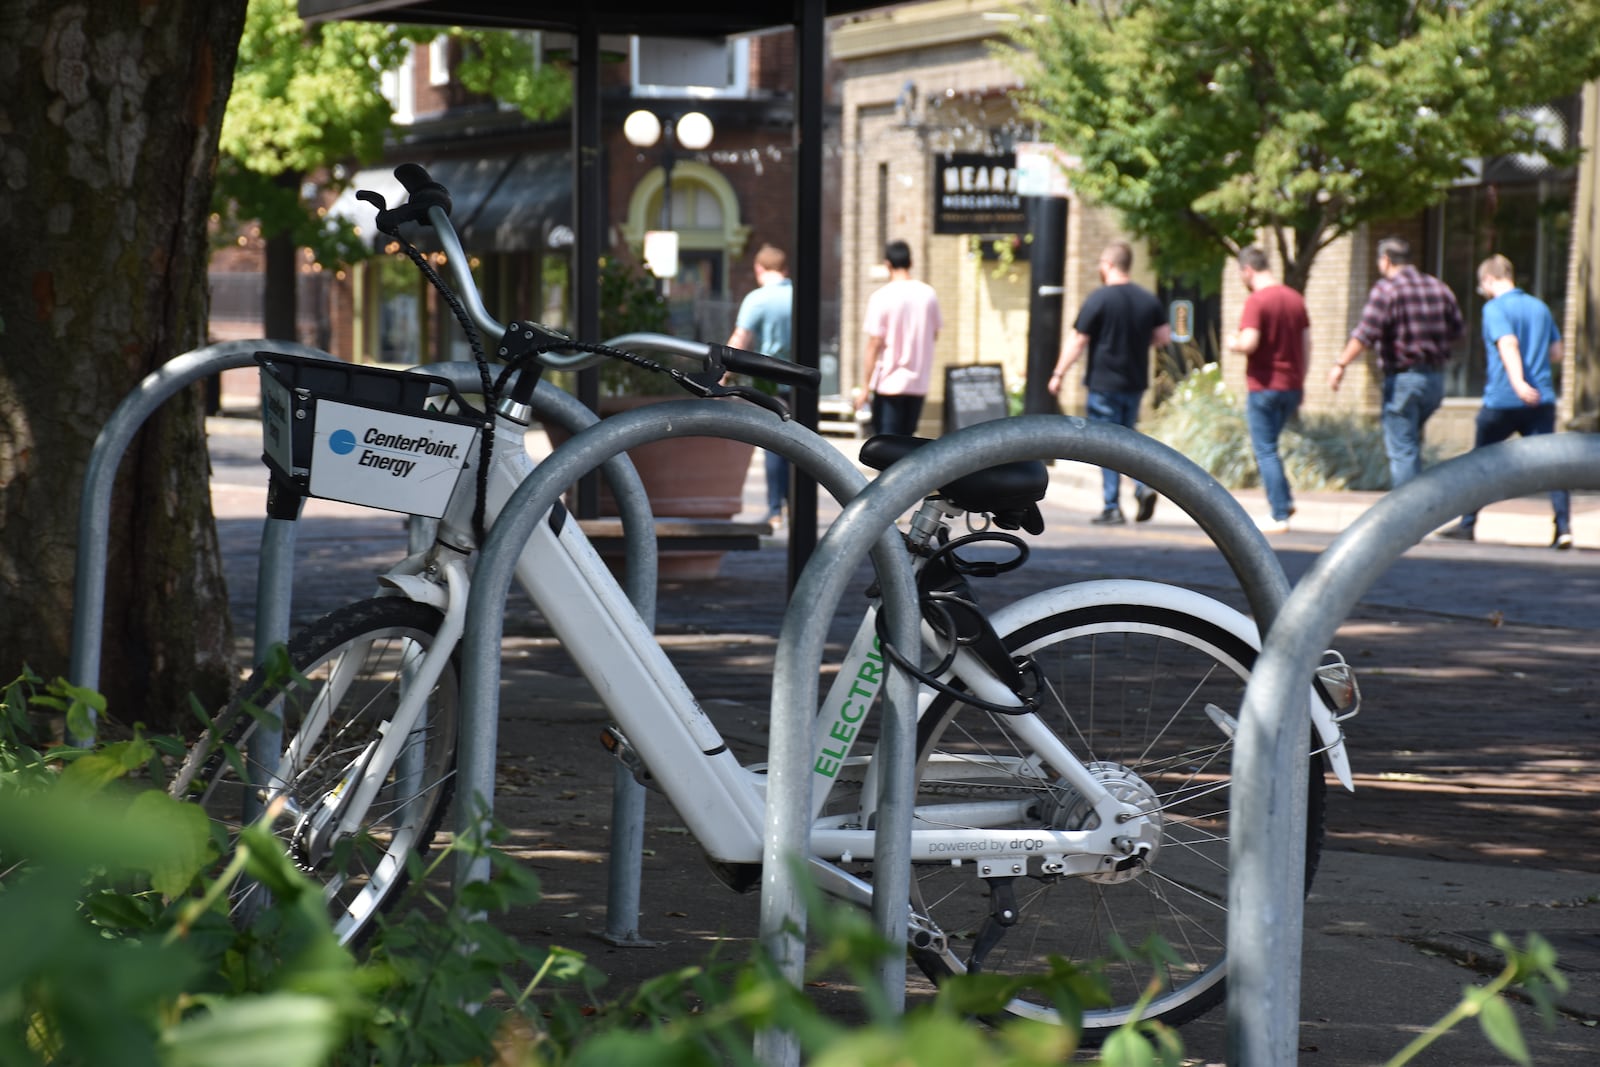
[944,364,1010,433]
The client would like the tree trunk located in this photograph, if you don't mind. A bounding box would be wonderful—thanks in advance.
[0,1,249,731]
[263,171,302,340]
[1571,83,1600,433]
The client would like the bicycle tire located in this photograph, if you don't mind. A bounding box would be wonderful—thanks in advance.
[170,597,460,945]
[908,585,1325,1038]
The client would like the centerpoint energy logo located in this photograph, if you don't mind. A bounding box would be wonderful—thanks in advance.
[308,398,478,518]
[329,424,465,479]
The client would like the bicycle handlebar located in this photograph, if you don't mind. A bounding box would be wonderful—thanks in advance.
[394,162,453,215]
[711,344,822,390]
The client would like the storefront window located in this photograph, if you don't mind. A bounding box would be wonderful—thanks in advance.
[1431,96,1579,398]
[375,254,421,364]
[1433,181,1573,398]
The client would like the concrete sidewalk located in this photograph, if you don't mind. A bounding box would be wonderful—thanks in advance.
[1036,456,1596,552]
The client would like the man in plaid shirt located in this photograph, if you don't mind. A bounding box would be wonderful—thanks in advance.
[1328,236,1464,487]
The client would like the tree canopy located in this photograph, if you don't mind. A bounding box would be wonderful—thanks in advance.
[215,0,572,325]
[1002,0,1600,291]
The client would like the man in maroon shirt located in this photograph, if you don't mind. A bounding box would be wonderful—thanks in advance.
[1328,236,1463,488]
[1228,247,1310,533]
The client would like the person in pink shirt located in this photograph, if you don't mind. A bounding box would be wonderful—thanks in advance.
[856,239,943,436]
[1227,246,1311,534]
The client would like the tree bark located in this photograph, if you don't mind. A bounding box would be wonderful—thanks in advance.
[263,228,299,341]
[0,1,249,731]
[1571,83,1600,433]
[262,171,302,341]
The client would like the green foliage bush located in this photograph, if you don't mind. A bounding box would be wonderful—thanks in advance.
[1,669,1566,1066]
[1143,363,1398,492]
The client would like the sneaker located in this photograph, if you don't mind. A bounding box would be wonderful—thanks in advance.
[764,509,783,527]
[1090,507,1127,526]
[1435,524,1475,542]
[1254,515,1290,535]
[1134,486,1158,523]
[1553,531,1574,550]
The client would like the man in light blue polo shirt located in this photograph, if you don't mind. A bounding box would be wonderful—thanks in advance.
[1437,253,1572,548]
[726,244,793,524]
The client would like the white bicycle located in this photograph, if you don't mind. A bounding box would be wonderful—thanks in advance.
[171,164,1360,1039]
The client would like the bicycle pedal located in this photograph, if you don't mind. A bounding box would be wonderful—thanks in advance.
[600,727,660,791]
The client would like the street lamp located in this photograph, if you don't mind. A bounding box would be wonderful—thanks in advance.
[624,108,714,285]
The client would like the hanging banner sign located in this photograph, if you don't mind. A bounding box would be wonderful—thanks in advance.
[933,153,1025,235]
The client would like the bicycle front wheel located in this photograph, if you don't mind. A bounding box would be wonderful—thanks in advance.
[171,597,460,945]
[909,585,1325,1038]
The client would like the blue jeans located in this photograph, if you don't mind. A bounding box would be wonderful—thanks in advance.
[764,449,789,516]
[1246,389,1302,521]
[1456,403,1570,533]
[1381,369,1446,489]
[1086,389,1146,509]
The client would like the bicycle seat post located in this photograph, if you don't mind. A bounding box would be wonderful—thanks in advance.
[905,498,957,553]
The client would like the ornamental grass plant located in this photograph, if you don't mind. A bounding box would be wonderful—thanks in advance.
[1144,363,1401,492]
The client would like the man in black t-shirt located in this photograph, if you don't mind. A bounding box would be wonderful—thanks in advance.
[1049,241,1171,524]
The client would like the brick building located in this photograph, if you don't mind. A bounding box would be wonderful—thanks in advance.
[832,0,1594,453]
[210,28,839,386]
[215,6,1598,451]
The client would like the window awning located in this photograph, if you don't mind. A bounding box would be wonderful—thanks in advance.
[329,151,573,254]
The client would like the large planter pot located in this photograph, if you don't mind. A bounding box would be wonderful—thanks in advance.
[544,395,758,579]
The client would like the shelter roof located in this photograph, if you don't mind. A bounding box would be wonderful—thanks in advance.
[300,0,892,37]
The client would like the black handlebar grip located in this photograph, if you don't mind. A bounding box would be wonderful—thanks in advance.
[713,344,822,390]
[392,163,453,216]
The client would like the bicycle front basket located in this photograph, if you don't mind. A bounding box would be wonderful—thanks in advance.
[257,351,483,519]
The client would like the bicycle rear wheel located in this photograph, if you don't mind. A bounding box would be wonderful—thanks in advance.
[909,587,1325,1038]
[171,597,459,945]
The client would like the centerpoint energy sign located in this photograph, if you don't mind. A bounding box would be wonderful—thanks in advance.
[933,152,1025,235]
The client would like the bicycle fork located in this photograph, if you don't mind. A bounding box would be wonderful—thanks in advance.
[273,555,470,868]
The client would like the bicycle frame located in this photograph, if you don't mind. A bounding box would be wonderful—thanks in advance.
[259,171,1358,926]
[287,405,1175,877]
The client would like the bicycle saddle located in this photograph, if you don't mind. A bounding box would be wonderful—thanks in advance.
[858,434,1047,534]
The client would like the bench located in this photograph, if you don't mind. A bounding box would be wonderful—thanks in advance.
[576,517,774,554]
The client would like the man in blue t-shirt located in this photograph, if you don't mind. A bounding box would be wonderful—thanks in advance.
[726,244,793,525]
[1437,253,1572,549]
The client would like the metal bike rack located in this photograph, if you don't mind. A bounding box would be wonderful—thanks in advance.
[1227,432,1600,1066]
[416,360,660,942]
[69,340,338,706]
[451,401,919,996]
[68,346,652,683]
[762,414,1292,1067]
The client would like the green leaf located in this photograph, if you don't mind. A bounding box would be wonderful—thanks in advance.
[238,821,306,899]
[84,889,161,932]
[1101,1025,1160,1067]
[1477,994,1531,1066]
[162,993,346,1067]
[128,791,212,897]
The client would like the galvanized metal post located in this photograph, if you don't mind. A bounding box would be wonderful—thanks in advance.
[1228,433,1600,1065]
[421,362,662,943]
[765,415,1292,1065]
[451,403,887,938]
[70,341,335,702]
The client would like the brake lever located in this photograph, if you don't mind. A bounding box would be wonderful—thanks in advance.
[669,369,792,420]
